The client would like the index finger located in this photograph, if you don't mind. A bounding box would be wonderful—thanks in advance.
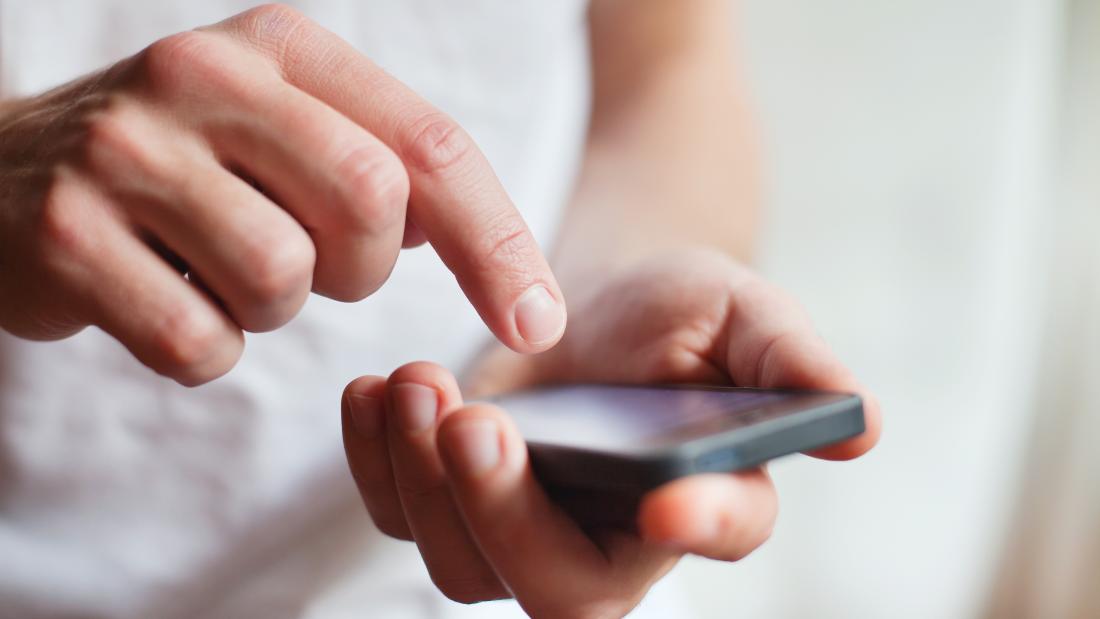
[212,5,567,353]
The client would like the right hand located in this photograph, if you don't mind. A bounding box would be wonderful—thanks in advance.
[0,4,566,385]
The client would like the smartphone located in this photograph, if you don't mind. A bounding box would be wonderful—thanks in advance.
[488,384,864,529]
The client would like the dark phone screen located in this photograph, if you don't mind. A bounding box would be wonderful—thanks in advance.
[491,385,816,450]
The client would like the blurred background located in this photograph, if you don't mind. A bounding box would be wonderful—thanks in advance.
[675,0,1100,617]
[2,1,1097,617]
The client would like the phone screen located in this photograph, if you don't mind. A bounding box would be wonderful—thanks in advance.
[491,385,847,451]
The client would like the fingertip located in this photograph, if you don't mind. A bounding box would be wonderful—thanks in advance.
[638,472,777,561]
[509,283,567,353]
[402,219,428,248]
[387,360,456,387]
[436,403,509,445]
[437,406,501,479]
[637,478,720,552]
[343,374,388,402]
[386,361,463,414]
[342,375,387,440]
[747,328,884,461]
[437,403,524,482]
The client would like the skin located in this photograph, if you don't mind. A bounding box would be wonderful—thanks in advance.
[0,4,566,386]
[344,251,882,617]
[343,1,882,617]
[0,0,881,616]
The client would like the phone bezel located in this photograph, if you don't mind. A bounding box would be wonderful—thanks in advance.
[487,383,865,492]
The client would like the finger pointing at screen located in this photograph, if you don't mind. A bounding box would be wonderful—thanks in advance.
[0,4,565,386]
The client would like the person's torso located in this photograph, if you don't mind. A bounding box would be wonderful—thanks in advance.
[0,2,592,617]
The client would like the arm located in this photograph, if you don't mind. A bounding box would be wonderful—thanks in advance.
[553,0,758,291]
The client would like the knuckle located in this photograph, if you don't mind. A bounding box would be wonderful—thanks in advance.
[237,3,307,37]
[37,178,97,261]
[240,231,315,307]
[80,103,157,177]
[753,330,799,387]
[473,215,537,278]
[335,146,410,231]
[647,346,711,381]
[401,112,475,175]
[150,305,230,379]
[230,3,311,64]
[312,251,396,303]
[319,271,392,304]
[138,31,220,96]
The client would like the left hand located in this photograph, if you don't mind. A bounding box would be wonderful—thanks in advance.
[340,248,881,616]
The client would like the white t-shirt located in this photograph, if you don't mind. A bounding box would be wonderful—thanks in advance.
[10,2,1095,618]
[0,2,663,617]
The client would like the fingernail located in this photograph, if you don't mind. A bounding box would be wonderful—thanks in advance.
[391,383,438,433]
[447,418,501,476]
[514,284,565,347]
[347,393,383,439]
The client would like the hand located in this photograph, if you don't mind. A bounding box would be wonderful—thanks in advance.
[0,4,565,385]
[342,362,686,618]
[341,249,881,617]
[469,248,881,460]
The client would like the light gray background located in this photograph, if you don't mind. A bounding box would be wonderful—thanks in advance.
[676,1,1099,617]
